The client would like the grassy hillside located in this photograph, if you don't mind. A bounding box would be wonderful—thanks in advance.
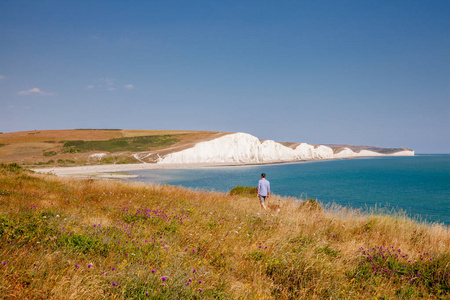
[0,163,449,299]
[0,129,226,167]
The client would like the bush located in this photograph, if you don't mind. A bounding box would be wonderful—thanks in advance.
[43,151,57,157]
[230,186,257,197]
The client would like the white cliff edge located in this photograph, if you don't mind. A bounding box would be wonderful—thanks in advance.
[157,132,414,165]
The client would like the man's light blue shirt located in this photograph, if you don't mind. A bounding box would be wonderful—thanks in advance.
[258,178,270,196]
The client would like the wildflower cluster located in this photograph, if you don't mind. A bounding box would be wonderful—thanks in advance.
[358,245,449,292]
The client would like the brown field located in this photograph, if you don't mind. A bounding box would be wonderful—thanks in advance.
[0,129,230,166]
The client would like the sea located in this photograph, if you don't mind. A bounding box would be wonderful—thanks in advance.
[124,155,450,226]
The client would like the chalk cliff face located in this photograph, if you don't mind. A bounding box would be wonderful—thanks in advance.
[157,132,414,164]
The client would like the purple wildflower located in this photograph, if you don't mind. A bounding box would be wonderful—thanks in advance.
[112,282,117,286]
[75,264,80,268]
[2,262,6,265]
[161,276,167,281]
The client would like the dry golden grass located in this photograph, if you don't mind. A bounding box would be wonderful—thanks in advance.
[0,164,449,299]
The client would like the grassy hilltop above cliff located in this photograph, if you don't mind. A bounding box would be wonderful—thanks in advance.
[0,163,448,299]
[0,129,228,167]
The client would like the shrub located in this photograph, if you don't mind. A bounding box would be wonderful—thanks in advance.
[43,151,57,157]
[230,186,257,197]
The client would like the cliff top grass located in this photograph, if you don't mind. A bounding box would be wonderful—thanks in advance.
[0,163,449,299]
[61,135,180,153]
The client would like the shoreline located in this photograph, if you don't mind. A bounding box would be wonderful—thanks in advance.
[32,155,410,178]
[32,161,300,178]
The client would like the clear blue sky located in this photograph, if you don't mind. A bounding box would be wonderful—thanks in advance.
[1,1,449,153]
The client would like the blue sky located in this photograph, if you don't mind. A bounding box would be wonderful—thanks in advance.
[1,1,449,153]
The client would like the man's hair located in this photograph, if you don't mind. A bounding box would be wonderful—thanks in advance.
[261,173,266,178]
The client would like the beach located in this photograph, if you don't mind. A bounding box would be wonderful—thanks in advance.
[32,161,262,178]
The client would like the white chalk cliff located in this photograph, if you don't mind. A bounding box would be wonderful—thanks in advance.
[157,132,414,165]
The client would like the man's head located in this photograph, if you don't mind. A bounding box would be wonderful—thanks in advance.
[261,173,266,178]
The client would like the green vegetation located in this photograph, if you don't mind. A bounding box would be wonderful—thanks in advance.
[229,186,257,197]
[0,163,449,299]
[36,160,55,165]
[61,135,179,153]
[43,151,57,157]
[0,143,6,147]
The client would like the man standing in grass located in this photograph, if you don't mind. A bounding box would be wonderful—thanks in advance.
[257,173,270,210]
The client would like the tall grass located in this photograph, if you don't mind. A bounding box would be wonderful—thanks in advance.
[0,163,449,299]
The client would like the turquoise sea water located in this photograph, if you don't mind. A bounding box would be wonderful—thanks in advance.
[125,155,450,226]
